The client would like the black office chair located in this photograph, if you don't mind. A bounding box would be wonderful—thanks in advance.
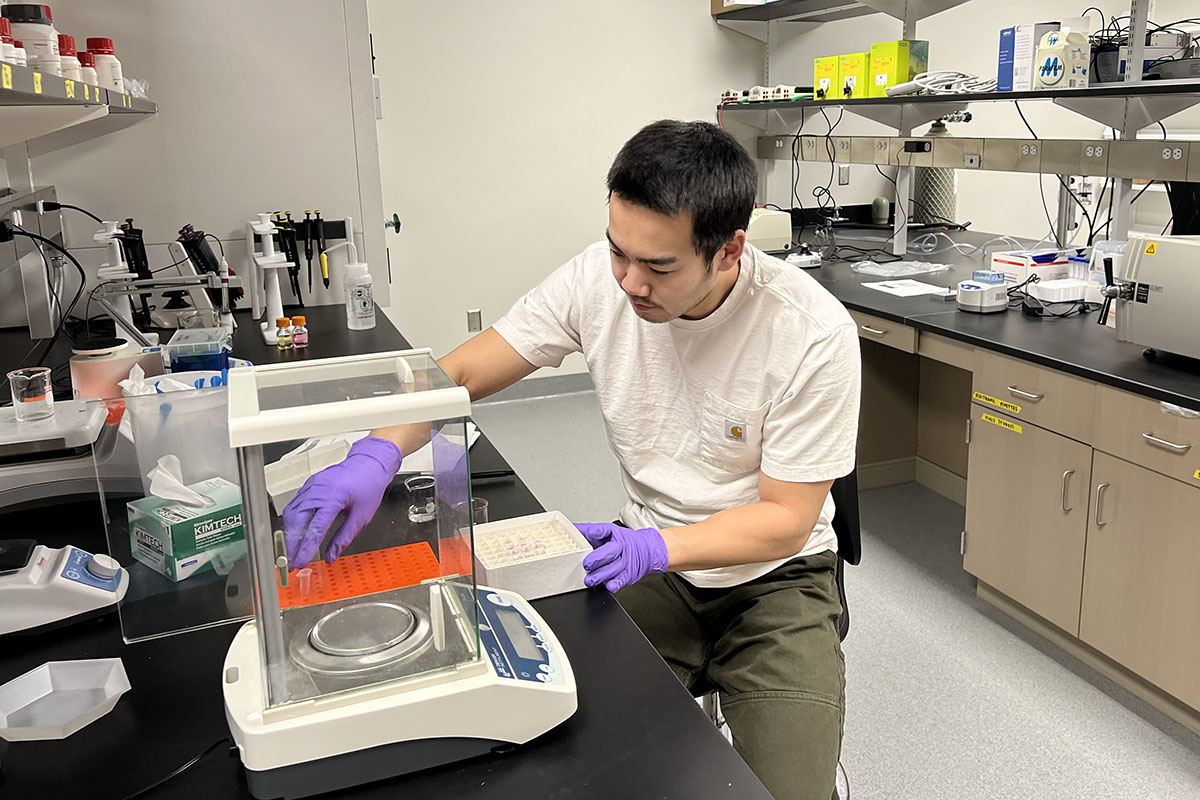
[697,468,861,796]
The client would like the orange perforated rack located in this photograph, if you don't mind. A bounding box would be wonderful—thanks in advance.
[277,542,443,608]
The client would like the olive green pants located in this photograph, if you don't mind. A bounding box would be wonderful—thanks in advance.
[616,551,845,800]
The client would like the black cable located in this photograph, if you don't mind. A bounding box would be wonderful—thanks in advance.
[873,163,966,228]
[1158,121,1168,139]
[1162,216,1174,235]
[52,202,104,224]
[813,107,844,216]
[1014,102,1094,242]
[152,255,193,274]
[11,229,87,367]
[120,738,233,800]
[204,232,225,257]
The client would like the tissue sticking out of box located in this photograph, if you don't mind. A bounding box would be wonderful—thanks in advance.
[146,454,217,508]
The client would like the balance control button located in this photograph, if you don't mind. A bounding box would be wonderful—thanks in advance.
[65,570,81,580]
[538,664,553,674]
[86,554,121,580]
[536,673,549,683]
[485,592,512,607]
[536,641,553,653]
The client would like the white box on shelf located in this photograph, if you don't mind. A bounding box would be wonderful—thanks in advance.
[473,511,590,601]
[991,248,1080,285]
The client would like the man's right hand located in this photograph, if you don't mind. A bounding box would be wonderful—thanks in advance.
[281,436,403,569]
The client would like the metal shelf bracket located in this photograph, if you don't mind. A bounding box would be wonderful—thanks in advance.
[1054,95,1200,132]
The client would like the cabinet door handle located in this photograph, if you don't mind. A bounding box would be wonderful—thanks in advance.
[1141,432,1192,453]
[1094,483,1111,527]
[1006,385,1045,401]
[1061,469,1075,513]
[860,325,888,336]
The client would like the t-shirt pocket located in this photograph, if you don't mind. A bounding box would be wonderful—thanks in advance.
[697,392,770,475]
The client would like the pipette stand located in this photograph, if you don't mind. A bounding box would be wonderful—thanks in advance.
[245,213,295,345]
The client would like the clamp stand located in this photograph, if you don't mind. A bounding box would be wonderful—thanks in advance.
[244,213,296,345]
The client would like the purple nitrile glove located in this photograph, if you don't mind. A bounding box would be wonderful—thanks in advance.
[573,522,670,593]
[282,436,403,569]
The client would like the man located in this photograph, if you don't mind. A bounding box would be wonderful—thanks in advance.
[283,119,861,800]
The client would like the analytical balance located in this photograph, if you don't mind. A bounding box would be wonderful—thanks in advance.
[223,350,577,799]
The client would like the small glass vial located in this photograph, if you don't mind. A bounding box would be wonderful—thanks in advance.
[290,314,309,349]
[275,316,293,350]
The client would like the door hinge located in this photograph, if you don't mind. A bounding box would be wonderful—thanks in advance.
[965,417,972,444]
[960,530,966,555]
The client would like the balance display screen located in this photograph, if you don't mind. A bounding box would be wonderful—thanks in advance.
[495,607,541,661]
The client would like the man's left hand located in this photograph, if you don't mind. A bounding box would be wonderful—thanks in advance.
[574,522,669,592]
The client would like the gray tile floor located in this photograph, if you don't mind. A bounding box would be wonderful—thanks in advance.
[472,389,1200,800]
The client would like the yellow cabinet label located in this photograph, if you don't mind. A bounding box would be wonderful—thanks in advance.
[973,392,1022,415]
[1194,469,1200,481]
[982,413,1022,434]
[32,72,41,93]
[64,79,75,99]
[83,84,90,100]
[1,64,11,90]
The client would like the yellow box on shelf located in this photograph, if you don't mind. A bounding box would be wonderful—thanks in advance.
[869,40,929,97]
[814,55,840,100]
[838,52,871,99]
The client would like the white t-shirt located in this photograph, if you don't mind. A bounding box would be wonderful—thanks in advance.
[493,242,861,588]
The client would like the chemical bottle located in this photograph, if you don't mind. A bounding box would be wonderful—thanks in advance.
[0,18,16,62]
[78,50,98,85]
[85,37,123,92]
[275,317,293,351]
[11,40,27,67]
[57,34,81,81]
[3,4,60,76]
[290,315,309,349]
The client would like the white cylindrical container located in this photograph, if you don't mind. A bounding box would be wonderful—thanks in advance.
[78,49,97,85]
[3,4,60,76]
[57,33,80,80]
[0,18,17,62]
[12,39,26,67]
[85,36,122,92]
[344,262,375,330]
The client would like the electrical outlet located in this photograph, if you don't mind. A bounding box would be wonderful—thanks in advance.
[467,308,482,333]
[837,165,850,186]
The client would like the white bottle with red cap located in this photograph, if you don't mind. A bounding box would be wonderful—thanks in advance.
[0,18,17,63]
[12,40,28,67]
[2,4,61,76]
[85,36,122,92]
[78,50,98,85]
[57,33,81,81]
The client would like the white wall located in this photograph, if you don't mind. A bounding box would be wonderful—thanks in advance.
[8,0,385,317]
[768,0,1200,239]
[369,0,761,375]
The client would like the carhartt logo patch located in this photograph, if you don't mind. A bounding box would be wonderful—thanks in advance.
[725,420,745,442]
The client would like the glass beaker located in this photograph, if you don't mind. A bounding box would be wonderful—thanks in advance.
[7,367,54,422]
[404,474,437,523]
[469,497,488,525]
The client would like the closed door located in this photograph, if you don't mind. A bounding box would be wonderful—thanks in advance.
[1080,452,1200,710]
[964,406,1092,634]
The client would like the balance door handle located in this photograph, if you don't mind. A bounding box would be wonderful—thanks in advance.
[1094,483,1111,528]
[1006,386,1045,401]
[1061,469,1075,513]
[1142,432,1192,453]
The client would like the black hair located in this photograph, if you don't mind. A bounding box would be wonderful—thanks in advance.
[606,120,757,264]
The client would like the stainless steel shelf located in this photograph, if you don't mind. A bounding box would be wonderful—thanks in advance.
[714,0,969,42]
[0,61,158,152]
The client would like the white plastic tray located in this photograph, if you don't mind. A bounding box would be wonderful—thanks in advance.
[473,511,589,600]
[0,658,130,741]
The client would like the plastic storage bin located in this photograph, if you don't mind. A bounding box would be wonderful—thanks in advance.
[473,511,589,600]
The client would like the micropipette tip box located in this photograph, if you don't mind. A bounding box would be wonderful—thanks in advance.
[472,511,589,601]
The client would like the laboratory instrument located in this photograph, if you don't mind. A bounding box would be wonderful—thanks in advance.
[245,212,298,345]
[1100,234,1200,362]
[163,327,231,372]
[0,658,130,741]
[7,366,55,422]
[302,212,314,291]
[785,244,822,269]
[222,350,576,798]
[746,208,792,253]
[315,210,329,289]
[956,278,1008,314]
[0,541,128,636]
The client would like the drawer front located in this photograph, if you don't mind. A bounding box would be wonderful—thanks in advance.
[849,310,917,354]
[1093,385,1200,484]
[972,350,1095,442]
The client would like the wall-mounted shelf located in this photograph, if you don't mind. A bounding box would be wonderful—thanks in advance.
[714,0,969,43]
[0,61,158,154]
[720,80,1200,131]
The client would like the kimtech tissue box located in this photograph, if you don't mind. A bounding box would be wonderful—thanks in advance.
[127,477,245,582]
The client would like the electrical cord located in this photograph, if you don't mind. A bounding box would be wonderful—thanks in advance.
[205,232,225,257]
[10,228,87,367]
[44,201,104,224]
[813,107,844,217]
[873,164,969,229]
[119,738,234,800]
[1007,273,1098,318]
[896,71,997,95]
[1014,102,1094,244]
